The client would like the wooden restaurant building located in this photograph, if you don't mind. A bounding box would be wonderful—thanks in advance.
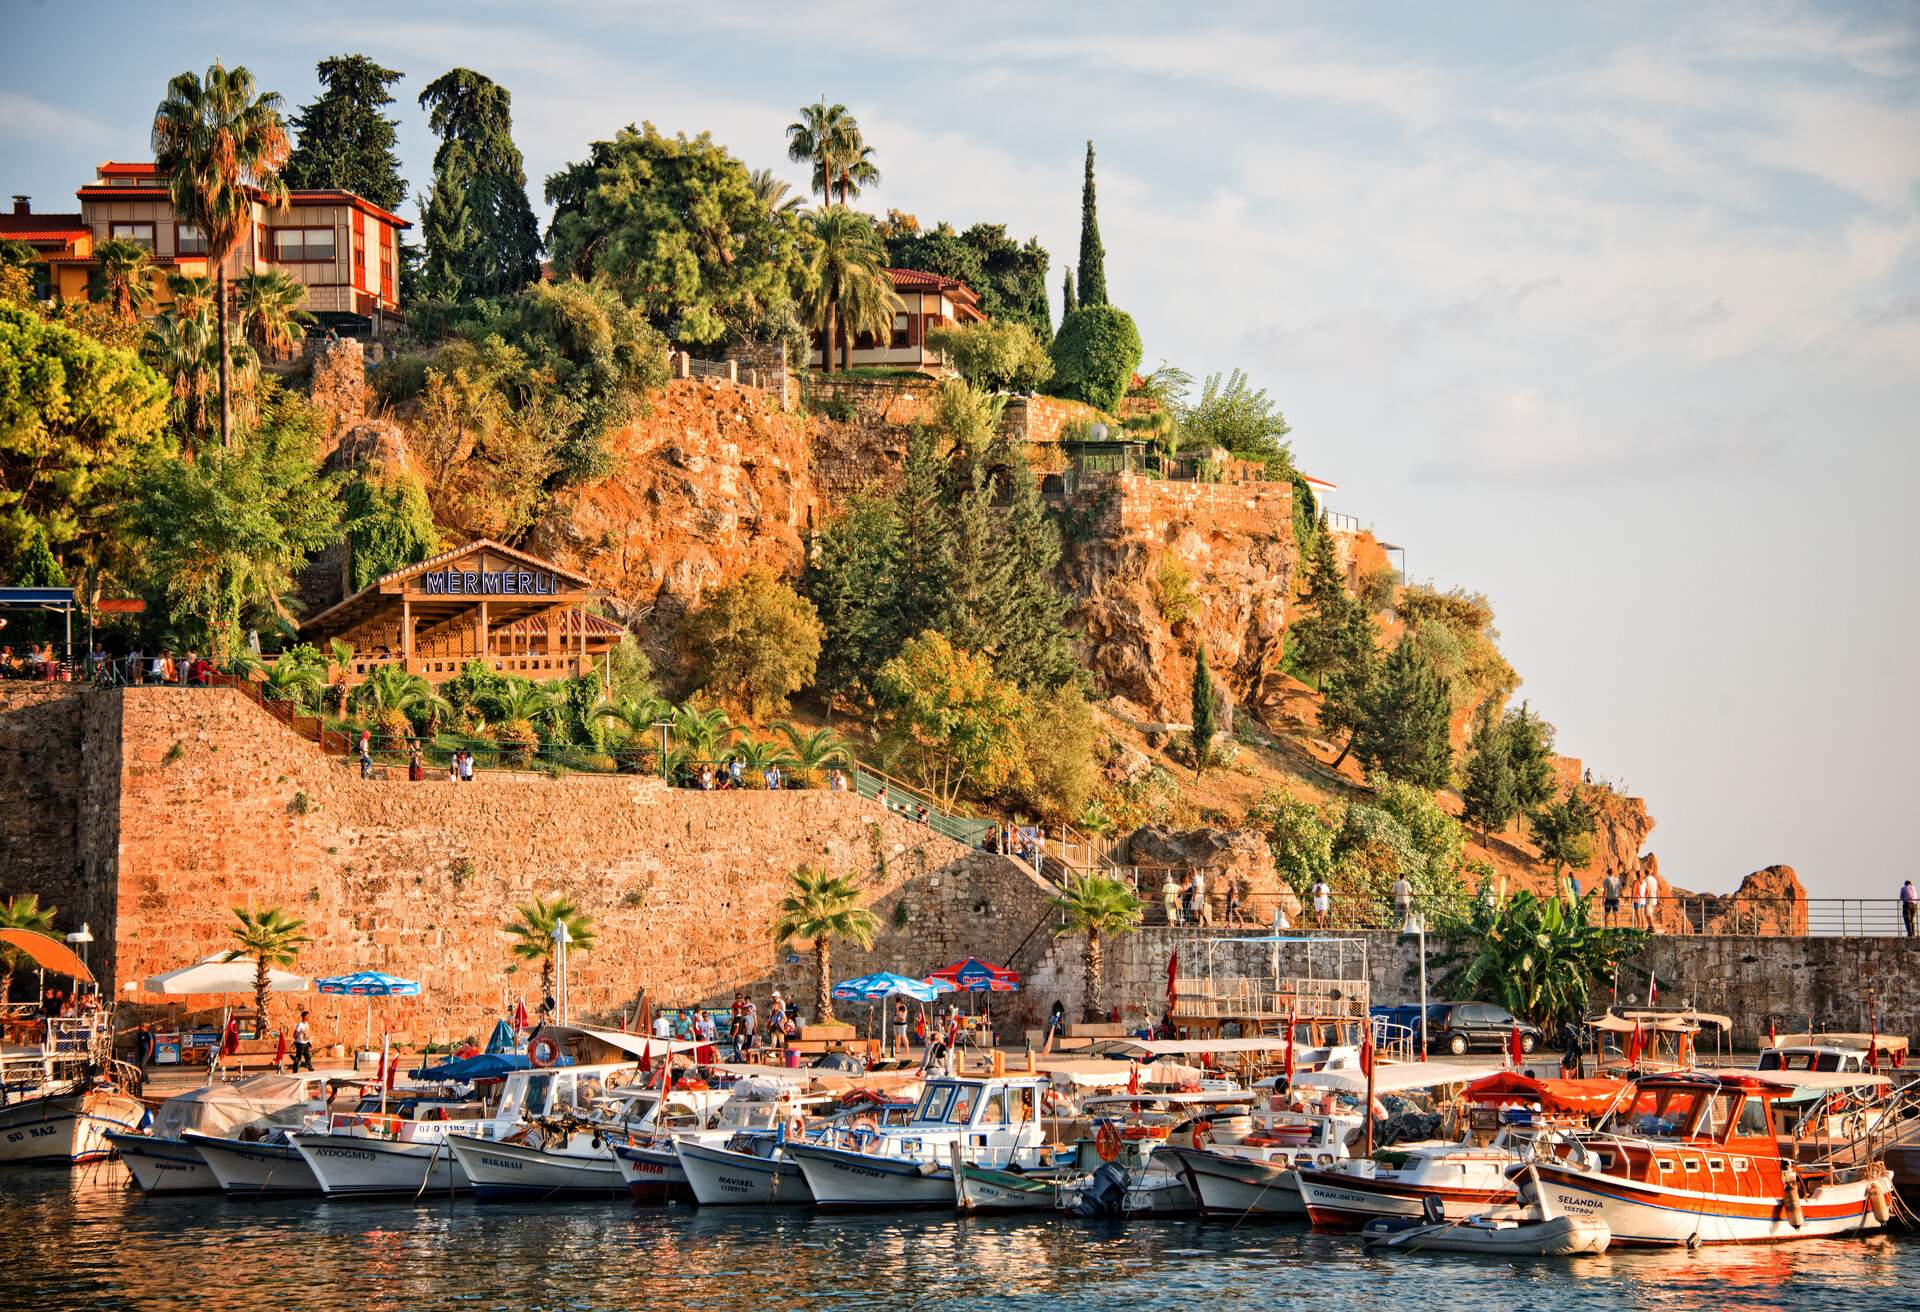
[299,541,623,686]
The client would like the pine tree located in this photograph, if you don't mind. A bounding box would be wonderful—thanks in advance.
[1502,701,1557,812]
[1288,515,1364,688]
[1529,785,1597,898]
[283,55,407,211]
[1191,643,1219,779]
[1352,635,1453,787]
[417,69,542,302]
[993,442,1081,691]
[804,493,903,708]
[1075,141,1108,308]
[1061,267,1077,318]
[892,421,953,644]
[1461,698,1518,847]
[932,455,1015,656]
[1323,603,1380,768]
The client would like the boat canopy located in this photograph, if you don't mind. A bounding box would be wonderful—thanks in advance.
[1034,1058,1203,1087]
[1109,1036,1300,1057]
[1769,1032,1909,1055]
[1588,1008,1732,1034]
[1081,1090,1255,1107]
[151,1076,318,1140]
[1291,1060,1484,1095]
[1704,1066,1892,1092]
[1463,1072,1628,1116]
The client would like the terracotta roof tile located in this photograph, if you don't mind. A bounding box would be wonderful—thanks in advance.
[0,214,87,242]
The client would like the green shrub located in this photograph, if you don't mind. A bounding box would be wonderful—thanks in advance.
[1048,304,1141,411]
[682,570,824,720]
[926,319,1053,394]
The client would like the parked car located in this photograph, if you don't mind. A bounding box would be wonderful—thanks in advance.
[1425,1002,1544,1056]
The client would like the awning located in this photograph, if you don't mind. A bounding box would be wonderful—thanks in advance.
[556,1026,712,1061]
[1587,1009,1730,1034]
[0,928,93,984]
[1291,1061,1484,1095]
[1463,1072,1629,1116]
[141,954,307,995]
[1706,1067,1892,1092]
[1081,1090,1256,1107]
[1769,1033,1909,1055]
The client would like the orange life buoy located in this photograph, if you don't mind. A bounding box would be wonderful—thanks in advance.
[529,1035,561,1069]
[1191,1124,1212,1149]
[1095,1121,1123,1162]
[787,1115,806,1140]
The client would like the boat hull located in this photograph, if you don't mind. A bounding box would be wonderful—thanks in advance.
[449,1135,626,1201]
[1362,1214,1612,1256]
[612,1143,695,1205]
[1297,1166,1515,1228]
[1159,1145,1304,1218]
[0,1091,146,1168]
[954,1163,1058,1213]
[676,1139,811,1207]
[104,1132,217,1192]
[291,1131,470,1197]
[184,1133,320,1195]
[786,1141,951,1210]
[1529,1161,1884,1246]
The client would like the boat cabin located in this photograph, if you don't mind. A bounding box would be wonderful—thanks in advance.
[1580,1074,1788,1197]
[1759,1033,1908,1075]
[906,1078,1047,1132]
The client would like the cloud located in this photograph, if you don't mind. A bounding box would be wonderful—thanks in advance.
[0,91,110,144]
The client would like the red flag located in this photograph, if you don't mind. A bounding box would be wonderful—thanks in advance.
[1895,1047,1905,1070]
[1127,1063,1141,1096]
[639,1039,653,1074]
[513,1000,529,1032]
[1767,1018,1777,1046]
[1507,1022,1523,1068]
[1166,949,1179,1021]
[1868,1028,1880,1074]
[1360,1027,1375,1077]
[1627,1019,1643,1067]
[1647,971,1658,1007]
[1284,1012,1296,1084]
[273,1030,287,1068]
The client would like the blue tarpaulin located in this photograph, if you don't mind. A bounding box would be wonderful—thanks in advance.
[410,1052,561,1081]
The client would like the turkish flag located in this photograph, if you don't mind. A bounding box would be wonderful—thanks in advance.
[513,1000,529,1032]
[1508,1023,1524,1068]
[1767,1018,1777,1046]
[1627,1020,1644,1067]
[1284,1013,1296,1085]
[1166,949,1178,1021]
[1127,1063,1140,1096]
[639,1039,652,1074]
[1361,1028,1375,1077]
[273,1031,287,1068]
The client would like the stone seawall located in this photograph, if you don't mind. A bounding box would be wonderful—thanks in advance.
[1020,927,1920,1050]
[1,685,1059,1047]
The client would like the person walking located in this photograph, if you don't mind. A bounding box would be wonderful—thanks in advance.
[1192,869,1211,926]
[1902,879,1917,938]
[358,729,373,780]
[291,1011,314,1073]
[1161,872,1181,927]
[1391,874,1413,931]
[1602,872,1623,927]
[1312,878,1332,927]
[1638,871,1661,930]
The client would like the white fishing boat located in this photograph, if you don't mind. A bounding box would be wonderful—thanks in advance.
[1158,1107,1360,1217]
[1361,1207,1611,1256]
[787,1076,1067,1209]
[109,1070,356,1194]
[1056,1091,1259,1218]
[676,1135,813,1207]
[0,1013,146,1167]
[454,1082,725,1201]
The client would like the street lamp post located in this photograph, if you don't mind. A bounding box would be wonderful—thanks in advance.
[64,923,93,971]
[552,920,573,1026]
[653,722,673,782]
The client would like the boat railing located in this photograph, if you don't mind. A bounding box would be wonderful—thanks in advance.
[1809,1084,1920,1178]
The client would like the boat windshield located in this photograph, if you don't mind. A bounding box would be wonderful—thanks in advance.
[947,1084,981,1125]
[1758,1050,1847,1073]
[1600,1086,1704,1139]
[498,1073,554,1120]
[913,1085,956,1124]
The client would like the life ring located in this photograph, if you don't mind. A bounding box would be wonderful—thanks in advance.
[1095,1122,1122,1162]
[1191,1124,1212,1150]
[787,1115,806,1140]
[851,1114,879,1139]
[529,1035,561,1069]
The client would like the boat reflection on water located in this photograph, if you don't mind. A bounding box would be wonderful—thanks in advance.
[0,1172,1911,1312]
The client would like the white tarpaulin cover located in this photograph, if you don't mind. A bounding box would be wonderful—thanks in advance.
[1290,1061,1484,1095]
[1706,1067,1892,1092]
[142,955,309,996]
[151,1075,315,1139]
[1111,1037,1299,1057]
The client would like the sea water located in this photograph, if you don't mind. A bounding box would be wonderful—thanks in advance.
[1,1171,1912,1311]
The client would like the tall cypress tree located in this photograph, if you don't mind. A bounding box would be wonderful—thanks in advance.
[1352,635,1453,788]
[1075,141,1108,308]
[892,420,953,644]
[1061,267,1077,319]
[993,441,1081,691]
[283,55,408,210]
[1289,514,1366,688]
[1191,643,1219,778]
[417,69,542,302]
[1461,698,1518,847]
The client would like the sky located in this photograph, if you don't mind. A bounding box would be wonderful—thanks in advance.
[6,1,1917,899]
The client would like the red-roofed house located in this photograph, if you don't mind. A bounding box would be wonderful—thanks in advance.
[809,267,986,373]
[27,161,409,335]
[0,196,92,301]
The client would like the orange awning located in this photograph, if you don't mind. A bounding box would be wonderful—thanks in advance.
[1464,1072,1626,1116]
[0,928,95,984]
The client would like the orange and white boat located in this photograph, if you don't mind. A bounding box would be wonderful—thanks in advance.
[1526,1071,1894,1246]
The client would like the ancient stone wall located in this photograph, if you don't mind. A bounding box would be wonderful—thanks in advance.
[73,687,1057,1047]
[1020,926,1920,1050]
[0,686,88,922]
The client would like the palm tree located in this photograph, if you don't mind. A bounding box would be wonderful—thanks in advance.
[221,906,310,1037]
[804,207,900,374]
[830,140,881,207]
[731,737,800,780]
[152,61,291,448]
[669,703,736,760]
[774,722,853,771]
[749,168,804,217]
[1051,874,1144,1021]
[786,99,856,207]
[323,639,356,716]
[772,866,878,1026]
[149,274,261,446]
[90,238,157,319]
[0,894,58,1008]
[234,269,314,361]
[1432,889,1647,1031]
[595,695,673,770]
[504,894,597,1006]
[481,681,554,765]
[263,654,323,710]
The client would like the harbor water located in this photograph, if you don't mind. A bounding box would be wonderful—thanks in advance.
[2,1171,1912,1311]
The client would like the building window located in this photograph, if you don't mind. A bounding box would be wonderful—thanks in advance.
[175,223,206,256]
[269,227,337,263]
[890,313,910,349]
[109,222,155,250]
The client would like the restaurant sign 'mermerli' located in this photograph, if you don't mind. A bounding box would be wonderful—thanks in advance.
[418,569,560,597]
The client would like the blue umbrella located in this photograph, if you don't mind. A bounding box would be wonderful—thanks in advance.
[484,1018,516,1055]
[833,972,952,1003]
[316,971,423,996]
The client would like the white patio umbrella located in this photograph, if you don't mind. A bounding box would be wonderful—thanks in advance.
[142,953,311,995]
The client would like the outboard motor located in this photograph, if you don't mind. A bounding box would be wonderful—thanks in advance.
[1421,1194,1446,1225]
[1072,1161,1132,1218]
